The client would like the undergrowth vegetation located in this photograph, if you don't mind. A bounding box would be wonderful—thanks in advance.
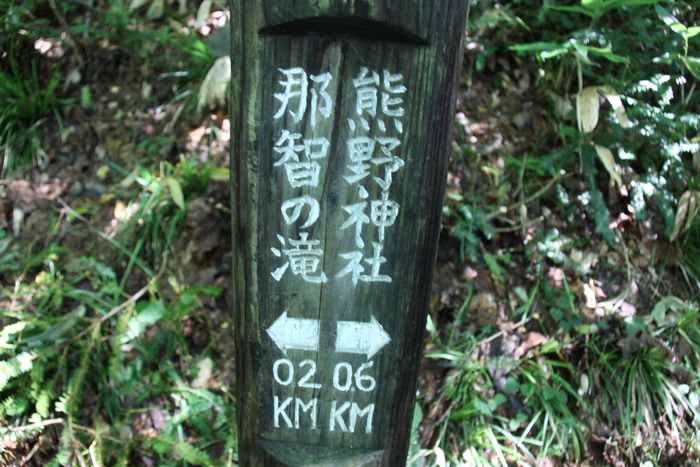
[431,0,700,465]
[1,0,700,465]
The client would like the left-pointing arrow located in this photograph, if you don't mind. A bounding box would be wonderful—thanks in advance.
[266,310,319,354]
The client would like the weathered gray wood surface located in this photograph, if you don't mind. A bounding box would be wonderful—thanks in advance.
[230,2,468,465]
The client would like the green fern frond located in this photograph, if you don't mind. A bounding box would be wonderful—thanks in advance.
[174,440,216,466]
[34,389,52,418]
[0,350,36,391]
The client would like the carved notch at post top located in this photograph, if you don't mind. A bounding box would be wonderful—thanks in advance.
[259,17,429,45]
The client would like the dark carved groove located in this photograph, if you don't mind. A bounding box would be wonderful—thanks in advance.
[259,16,429,45]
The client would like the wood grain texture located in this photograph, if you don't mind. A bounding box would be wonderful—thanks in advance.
[230,2,468,465]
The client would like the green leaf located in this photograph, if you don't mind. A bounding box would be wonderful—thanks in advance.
[586,45,629,63]
[483,251,507,283]
[411,403,423,432]
[121,300,164,344]
[23,306,86,348]
[583,147,617,246]
[505,377,519,393]
[550,6,597,18]
[605,0,661,10]
[508,418,521,431]
[550,307,564,322]
[164,177,185,210]
[555,390,568,405]
[80,86,91,108]
[174,441,215,466]
[509,42,566,54]
[682,56,700,81]
[655,4,687,35]
[543,386,556,401]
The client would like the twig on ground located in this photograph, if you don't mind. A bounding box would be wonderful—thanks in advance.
[9,418,65,432]
[479,315,532,346]
[494,215,546,233]
[487,172,572,220]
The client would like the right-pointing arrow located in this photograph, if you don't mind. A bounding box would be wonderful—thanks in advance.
[335,316,391,359]
[266,311,319,354]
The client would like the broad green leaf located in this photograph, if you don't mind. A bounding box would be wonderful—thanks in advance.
[164,177,185,210]
[541,48,570,60]
[577,86,600,133]
[509,42,565,54]
[671,191,697,241]
[607,0,661,7]
[688,26,700,39]
[682,56,700,81]
[195,0,212,26]
[655,4,687,35]
[581,0,604,9]
[583,148,617,246]
[80,85,91,108]
[594,144,622,186]
[586,45,629,63]
[23,306,86,347]
[550,6,597,18]
[197,55,231,111]
[209,167,229,181]
[556,0,661,19]
[598,85,631,128]
[550,307,564,322]
[543,386,556,401]
[146,0,165,20]
[505,377,520,393]
[121,300,164,344]
[572,41,592,61]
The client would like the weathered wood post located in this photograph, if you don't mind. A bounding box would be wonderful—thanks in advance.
[230,2,468,465]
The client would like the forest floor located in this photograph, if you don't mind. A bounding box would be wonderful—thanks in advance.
[2,15,699,467]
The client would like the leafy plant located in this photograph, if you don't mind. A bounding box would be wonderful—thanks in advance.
[0,57,71,174]
[0,246,233,465]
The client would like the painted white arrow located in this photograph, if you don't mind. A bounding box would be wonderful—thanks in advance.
[335,316,391,359]
[266,311,319,354]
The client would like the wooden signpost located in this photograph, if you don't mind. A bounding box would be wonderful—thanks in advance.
[229,2,468,465]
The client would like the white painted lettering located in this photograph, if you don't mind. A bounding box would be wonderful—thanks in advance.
[353,68,380,117]
[298,359,322,389]
[336,250,365,285]
[304,137,330,159]
[274,68,308,122]
[295,398,318,429]
[273,358,294,385]
[329,401,351,432]
[271,234,328,283]
[370,193,400,242]
[281,196,320,229]
[344,137,375,185]
[310,73,332,128]
[354,361,377,392]
[364,242,391,283]
[350,403,375,434]
[332,362,353,392]
[273,130,304,166]
[274,396,293,428]
[340,201,369,248]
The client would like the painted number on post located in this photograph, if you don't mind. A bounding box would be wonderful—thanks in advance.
[273,358,323,388]
[333,361,376,392]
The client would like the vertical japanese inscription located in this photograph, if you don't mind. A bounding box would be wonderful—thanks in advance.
[265,64,407,436]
